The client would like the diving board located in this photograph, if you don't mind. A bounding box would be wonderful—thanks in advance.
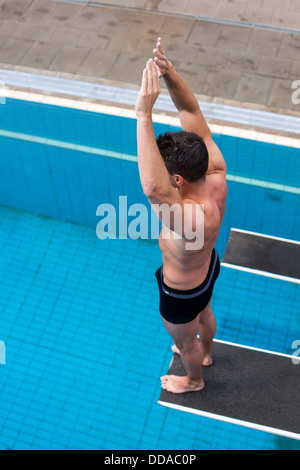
[158,340,300,441]
[222,229,300,283]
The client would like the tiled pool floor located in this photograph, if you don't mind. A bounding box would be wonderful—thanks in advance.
[0,205,299,450]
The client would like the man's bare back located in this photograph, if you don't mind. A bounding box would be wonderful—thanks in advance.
[160,144,227,290]
[135,38,227,393]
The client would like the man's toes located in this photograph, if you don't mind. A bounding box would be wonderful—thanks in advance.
[162,382,172,392]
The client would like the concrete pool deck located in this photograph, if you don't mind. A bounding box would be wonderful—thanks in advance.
[0,0,300,128]
[0,0,300,138]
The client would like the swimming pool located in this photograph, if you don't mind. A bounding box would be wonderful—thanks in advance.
[0,94,299,450]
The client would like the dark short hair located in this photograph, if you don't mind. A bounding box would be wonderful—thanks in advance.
[156,131,208,182]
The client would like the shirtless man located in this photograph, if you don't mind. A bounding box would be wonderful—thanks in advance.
[135,38,227,394]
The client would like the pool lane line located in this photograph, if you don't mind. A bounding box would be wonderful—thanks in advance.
[0,128,299,195]
[0,128,137,163]
[225,174,300,195]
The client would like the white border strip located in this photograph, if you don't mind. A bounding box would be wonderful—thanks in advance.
[221,262,300,284]
[158,400,300,441]
[159,338,300,441]
[1,87,300,149]
[213,338,295,359]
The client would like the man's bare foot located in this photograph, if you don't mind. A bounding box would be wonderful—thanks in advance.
[171,344,213,366]
[161,374,205,394]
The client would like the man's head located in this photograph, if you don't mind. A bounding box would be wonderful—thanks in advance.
[156,131,208,187]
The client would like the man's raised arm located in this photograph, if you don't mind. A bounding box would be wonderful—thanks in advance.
[153,38,226,175]
[153,38,211,141]
[135,59,184,219]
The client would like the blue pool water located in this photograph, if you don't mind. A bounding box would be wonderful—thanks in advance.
[0,98,299,450]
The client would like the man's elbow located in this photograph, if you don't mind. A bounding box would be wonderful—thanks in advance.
[143,182,169,203]
[142,181,158,198]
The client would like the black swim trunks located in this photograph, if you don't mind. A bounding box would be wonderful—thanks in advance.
[155,248,220,325]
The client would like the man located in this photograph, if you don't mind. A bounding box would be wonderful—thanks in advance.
[135,38,227,394]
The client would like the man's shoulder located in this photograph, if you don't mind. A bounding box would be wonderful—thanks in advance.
[204,137,227,175]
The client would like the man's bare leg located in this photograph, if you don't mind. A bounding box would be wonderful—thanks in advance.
[198,301,216,366]
[161,314,205,394]
[171,301,216,366]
